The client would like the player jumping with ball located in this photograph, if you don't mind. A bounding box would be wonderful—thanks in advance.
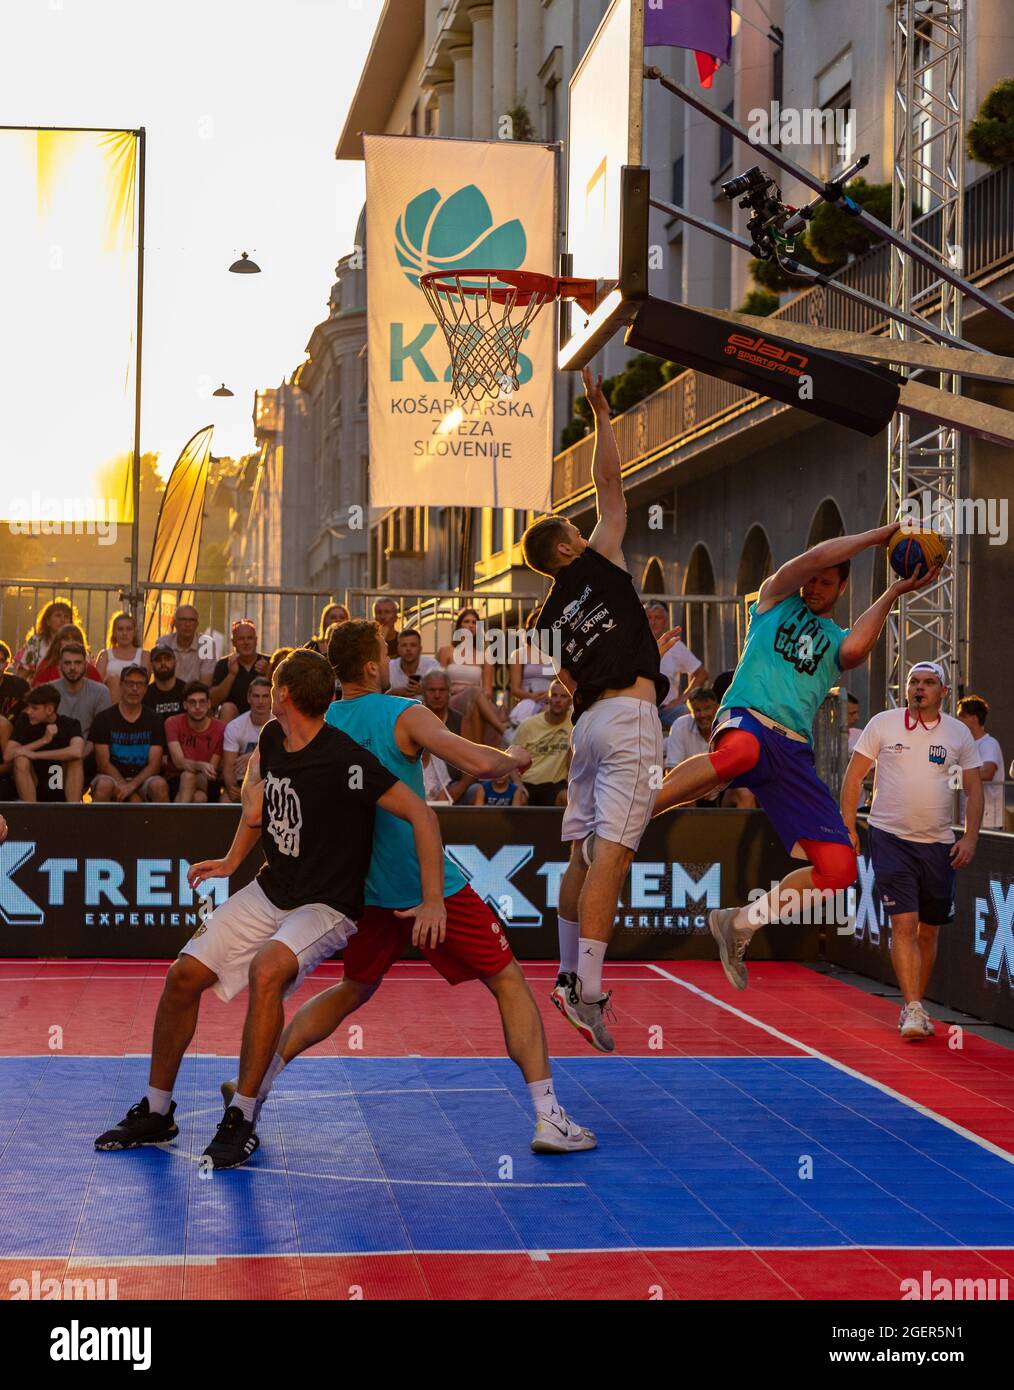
[653,523,939,990]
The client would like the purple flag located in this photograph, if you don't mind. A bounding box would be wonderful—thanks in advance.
[644,0,733,64]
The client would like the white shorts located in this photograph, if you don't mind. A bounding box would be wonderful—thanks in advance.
[179,877,356,1003]
[561,696,664,851]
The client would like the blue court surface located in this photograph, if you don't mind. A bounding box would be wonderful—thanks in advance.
[3,1053,1014,1258]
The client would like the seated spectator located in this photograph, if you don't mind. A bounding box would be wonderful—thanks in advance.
[374,597,401,657]
[846,691,864,753]
[957,695,1005,830]
[152,604,215,686]
[512,679,573,808]
[508,621,556,729]
[305,603,350,655]
[474,772,527,806]
[388,629,440,697]
[14,598,77,681]
[0,641,29,723]
[31,624,101,687]
[421,748,454,804]
[420,668,475,803]
[96,611,150,704]
[0,709,15,800]
[221,676,273,803]
[665,687,722,806]
[90,664,169,803]
[164,682,225,803]
[438,606,508,745]
[6,684,84,803]
[209,620,271,723]
[51,643,111,776]
[269,647,293,676]
[644,602,708,729]
[143,646,187,722]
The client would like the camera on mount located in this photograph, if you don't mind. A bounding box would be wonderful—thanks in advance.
[720,166,775,203]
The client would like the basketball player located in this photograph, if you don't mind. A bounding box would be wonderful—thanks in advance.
[220,620,596,1153]
[653,523,939,989]
[521,367,671,1052]
[94,650,447,1169]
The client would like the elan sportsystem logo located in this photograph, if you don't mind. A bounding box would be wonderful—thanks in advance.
[723,330,809,378]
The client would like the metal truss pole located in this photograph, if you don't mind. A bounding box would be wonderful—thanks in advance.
[886,0,966,710]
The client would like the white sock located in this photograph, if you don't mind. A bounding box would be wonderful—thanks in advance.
[232,1092,258,1122]
[577,938,608,1000]
[258,1053,286,1101]
[145,1086,172,1116]
[528,1077,562,1122]
[557,916,580,975]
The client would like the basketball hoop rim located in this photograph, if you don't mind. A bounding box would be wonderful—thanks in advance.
[420,269,597,314]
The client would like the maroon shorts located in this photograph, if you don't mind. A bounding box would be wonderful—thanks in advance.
[342,883,513,987]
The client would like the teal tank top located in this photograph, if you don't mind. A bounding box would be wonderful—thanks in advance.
[718,595,848,741]
[324,692,467,908]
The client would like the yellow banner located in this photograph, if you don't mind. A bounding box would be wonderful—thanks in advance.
[0,129,138,525]
[143,426,214,648]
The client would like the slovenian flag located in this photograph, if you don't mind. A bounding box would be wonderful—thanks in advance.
[645,0,734,89]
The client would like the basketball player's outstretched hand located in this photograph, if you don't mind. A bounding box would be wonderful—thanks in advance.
[891,563,942,595]
[394,899,448,950]
[188,859,233,889]
[656,627,682,659]
[580,366,610,416]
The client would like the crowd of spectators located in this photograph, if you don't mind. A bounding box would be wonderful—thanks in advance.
[0,595,1005,825]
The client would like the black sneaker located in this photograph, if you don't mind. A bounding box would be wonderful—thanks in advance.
[203,1106,260,1170]
[95,1098,178,1150]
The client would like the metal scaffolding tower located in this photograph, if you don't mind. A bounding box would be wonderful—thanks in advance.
[887,0,967,709]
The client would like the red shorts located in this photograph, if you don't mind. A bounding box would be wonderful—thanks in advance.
[342,884,513,987]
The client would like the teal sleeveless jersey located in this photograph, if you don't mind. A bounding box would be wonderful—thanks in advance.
[718,595,848,741]
[324,692,467,908]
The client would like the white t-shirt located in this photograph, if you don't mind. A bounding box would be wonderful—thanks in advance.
[848,725,864,754]
[664,713,720,799]
[389,654,441,690]
[422,751,453,803]
[970,732,1005,830]
[660,640,702,707]
[856,708,981,844]
[223,710,267,755]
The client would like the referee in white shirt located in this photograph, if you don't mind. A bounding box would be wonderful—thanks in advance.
[840,661,983,1041]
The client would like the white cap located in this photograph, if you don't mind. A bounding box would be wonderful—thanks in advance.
[908,660,948,685]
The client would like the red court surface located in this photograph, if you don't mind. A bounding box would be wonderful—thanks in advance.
[3,959,1014,1301]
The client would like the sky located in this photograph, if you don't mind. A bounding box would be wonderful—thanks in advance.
[2,0,383,482]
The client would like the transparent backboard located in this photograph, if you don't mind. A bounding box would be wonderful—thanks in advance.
[559,0,646,370]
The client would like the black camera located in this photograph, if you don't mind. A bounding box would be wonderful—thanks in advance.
[720,166,772,200]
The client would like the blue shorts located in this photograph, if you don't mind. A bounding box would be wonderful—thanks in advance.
[712,708,852,856]
[868,824,955,926]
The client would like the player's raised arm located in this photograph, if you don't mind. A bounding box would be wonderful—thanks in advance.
[583,367,627,567]
[757,523,901,614]
[398,704,532,781]
[837,563,941,670]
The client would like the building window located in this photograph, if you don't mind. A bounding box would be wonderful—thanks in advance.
[772,44,783,147]
[410,104,419,136]
[672,155,684,206]
[545,78,559,142]
[717,102,734,177]
[816,51,855,177]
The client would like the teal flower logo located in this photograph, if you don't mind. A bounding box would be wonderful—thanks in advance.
[396,184,526,286]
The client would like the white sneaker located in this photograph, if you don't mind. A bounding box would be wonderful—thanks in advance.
[899,1003,932,1041]
[531,1110,598,1153]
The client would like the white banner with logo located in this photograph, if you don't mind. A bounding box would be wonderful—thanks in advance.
[364,134,556,510]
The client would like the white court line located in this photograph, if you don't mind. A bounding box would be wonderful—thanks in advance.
[646,962,1014,1168]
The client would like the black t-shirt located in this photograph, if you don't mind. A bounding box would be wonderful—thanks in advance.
[0,674,29,722]
[91,704,165,777]
[533,547,667,720]
[212,655,269,715]
[255,718,398,918]
[11,712,82,754]
[144,679,187,722]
